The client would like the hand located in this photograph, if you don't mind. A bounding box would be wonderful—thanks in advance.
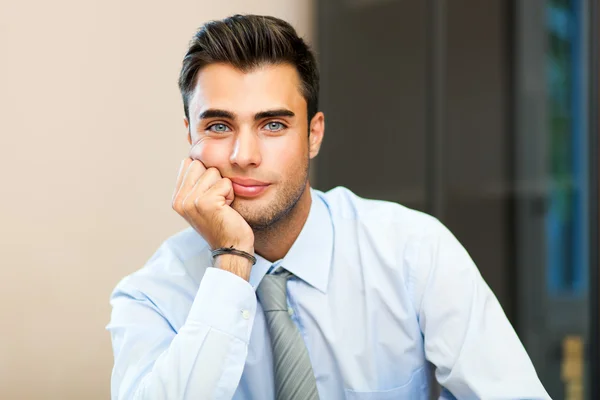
[172,158,255,278]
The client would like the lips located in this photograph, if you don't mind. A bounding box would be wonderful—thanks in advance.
[229,177,270,198]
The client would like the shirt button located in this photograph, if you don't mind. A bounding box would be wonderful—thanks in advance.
[241,309,250,320]
[288,307,294,316]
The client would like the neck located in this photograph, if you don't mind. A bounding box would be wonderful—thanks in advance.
[253,182,312,262]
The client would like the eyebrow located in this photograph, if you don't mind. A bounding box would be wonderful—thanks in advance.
[198,108,295,121]
[199,109,236,120]
[254,109,295,121]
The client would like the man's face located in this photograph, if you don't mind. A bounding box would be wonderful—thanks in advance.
[184,63,323,230]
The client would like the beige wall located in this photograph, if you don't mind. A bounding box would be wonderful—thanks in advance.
[0,1,313,398]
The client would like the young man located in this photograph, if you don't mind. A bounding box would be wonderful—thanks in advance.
[107,15,549,400]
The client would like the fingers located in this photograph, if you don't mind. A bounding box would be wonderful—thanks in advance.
[172,159,208,214]
[188,177,234,216]
[182,168,223,218]
[179,160,207,197]
[172,158,193,200]
[182,178,233,219]
[189,167,222,197]
[204,178,235,206]
[172,156,235,222]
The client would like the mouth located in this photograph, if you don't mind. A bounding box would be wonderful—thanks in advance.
[229,177,271,198]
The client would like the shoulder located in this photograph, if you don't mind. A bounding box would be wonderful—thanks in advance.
[318,186,445,238]
[319,186,465,279]
[319,187,464,313]
[320,187,475,309]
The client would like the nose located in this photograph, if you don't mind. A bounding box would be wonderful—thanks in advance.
[230,129,262,168]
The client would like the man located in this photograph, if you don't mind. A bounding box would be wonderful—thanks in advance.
[107,14,550,400]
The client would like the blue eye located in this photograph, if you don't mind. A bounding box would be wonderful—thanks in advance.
[208,123,231,133]
[264,122,285,132]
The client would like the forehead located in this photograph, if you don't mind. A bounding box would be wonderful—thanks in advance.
[190,63,307,119]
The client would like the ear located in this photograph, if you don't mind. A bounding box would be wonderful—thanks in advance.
[183,116,191,145]
[308,112,325,159]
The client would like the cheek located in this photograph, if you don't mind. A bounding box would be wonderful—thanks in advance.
[189,140,231,167]
[264,136,307,170]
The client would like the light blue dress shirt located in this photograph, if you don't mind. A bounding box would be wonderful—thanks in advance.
[107,187,550,399]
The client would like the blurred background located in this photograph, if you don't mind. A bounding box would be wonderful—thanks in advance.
[0,0,597,399]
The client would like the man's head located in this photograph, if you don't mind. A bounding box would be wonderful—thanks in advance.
[178,15,324,230]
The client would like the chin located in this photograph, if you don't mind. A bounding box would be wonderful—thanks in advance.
[234,207,274,231]
[231,195,269,217]
[232,194,285,230]
[231,181,307,230]
[232,193,267,208]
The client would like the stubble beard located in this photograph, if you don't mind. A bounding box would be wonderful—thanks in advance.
[231,162,309,232]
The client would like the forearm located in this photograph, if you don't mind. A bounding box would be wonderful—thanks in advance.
[110,268,257,400]
[214,252,254,282]
[128,323,248,400]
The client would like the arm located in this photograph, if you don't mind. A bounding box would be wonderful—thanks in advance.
[108,157,256,398]
[412,221,550,399]
[108,266,256,400]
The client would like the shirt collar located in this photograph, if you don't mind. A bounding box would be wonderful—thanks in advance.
[249,188,334,294]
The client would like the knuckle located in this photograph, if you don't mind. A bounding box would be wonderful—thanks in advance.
[205,168,219,179]
[220,178,232,188]
[193,195,208,209]
[182,197,195,212]
[172,196,182,212]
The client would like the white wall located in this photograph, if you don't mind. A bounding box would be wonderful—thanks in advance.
[0,1,313,398]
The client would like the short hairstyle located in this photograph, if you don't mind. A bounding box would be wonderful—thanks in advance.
[178,14,320,124]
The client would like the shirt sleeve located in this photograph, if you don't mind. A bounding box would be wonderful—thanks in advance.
[107,267,257,400]
[412,221,551,400]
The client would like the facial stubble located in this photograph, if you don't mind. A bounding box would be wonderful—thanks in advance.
[231,157,309,232]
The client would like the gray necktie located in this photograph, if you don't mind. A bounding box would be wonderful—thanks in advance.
[256,270,320,400]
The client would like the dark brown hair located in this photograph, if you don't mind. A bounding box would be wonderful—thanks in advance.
[178,15,319,124]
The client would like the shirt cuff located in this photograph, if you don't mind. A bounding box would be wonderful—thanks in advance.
[187,267,257,343]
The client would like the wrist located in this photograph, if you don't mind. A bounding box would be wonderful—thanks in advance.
[214,254,253,281]
[232,240,254,254]
[214,238,254,254]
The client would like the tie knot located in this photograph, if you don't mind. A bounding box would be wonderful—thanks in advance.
[257,269,292,312]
